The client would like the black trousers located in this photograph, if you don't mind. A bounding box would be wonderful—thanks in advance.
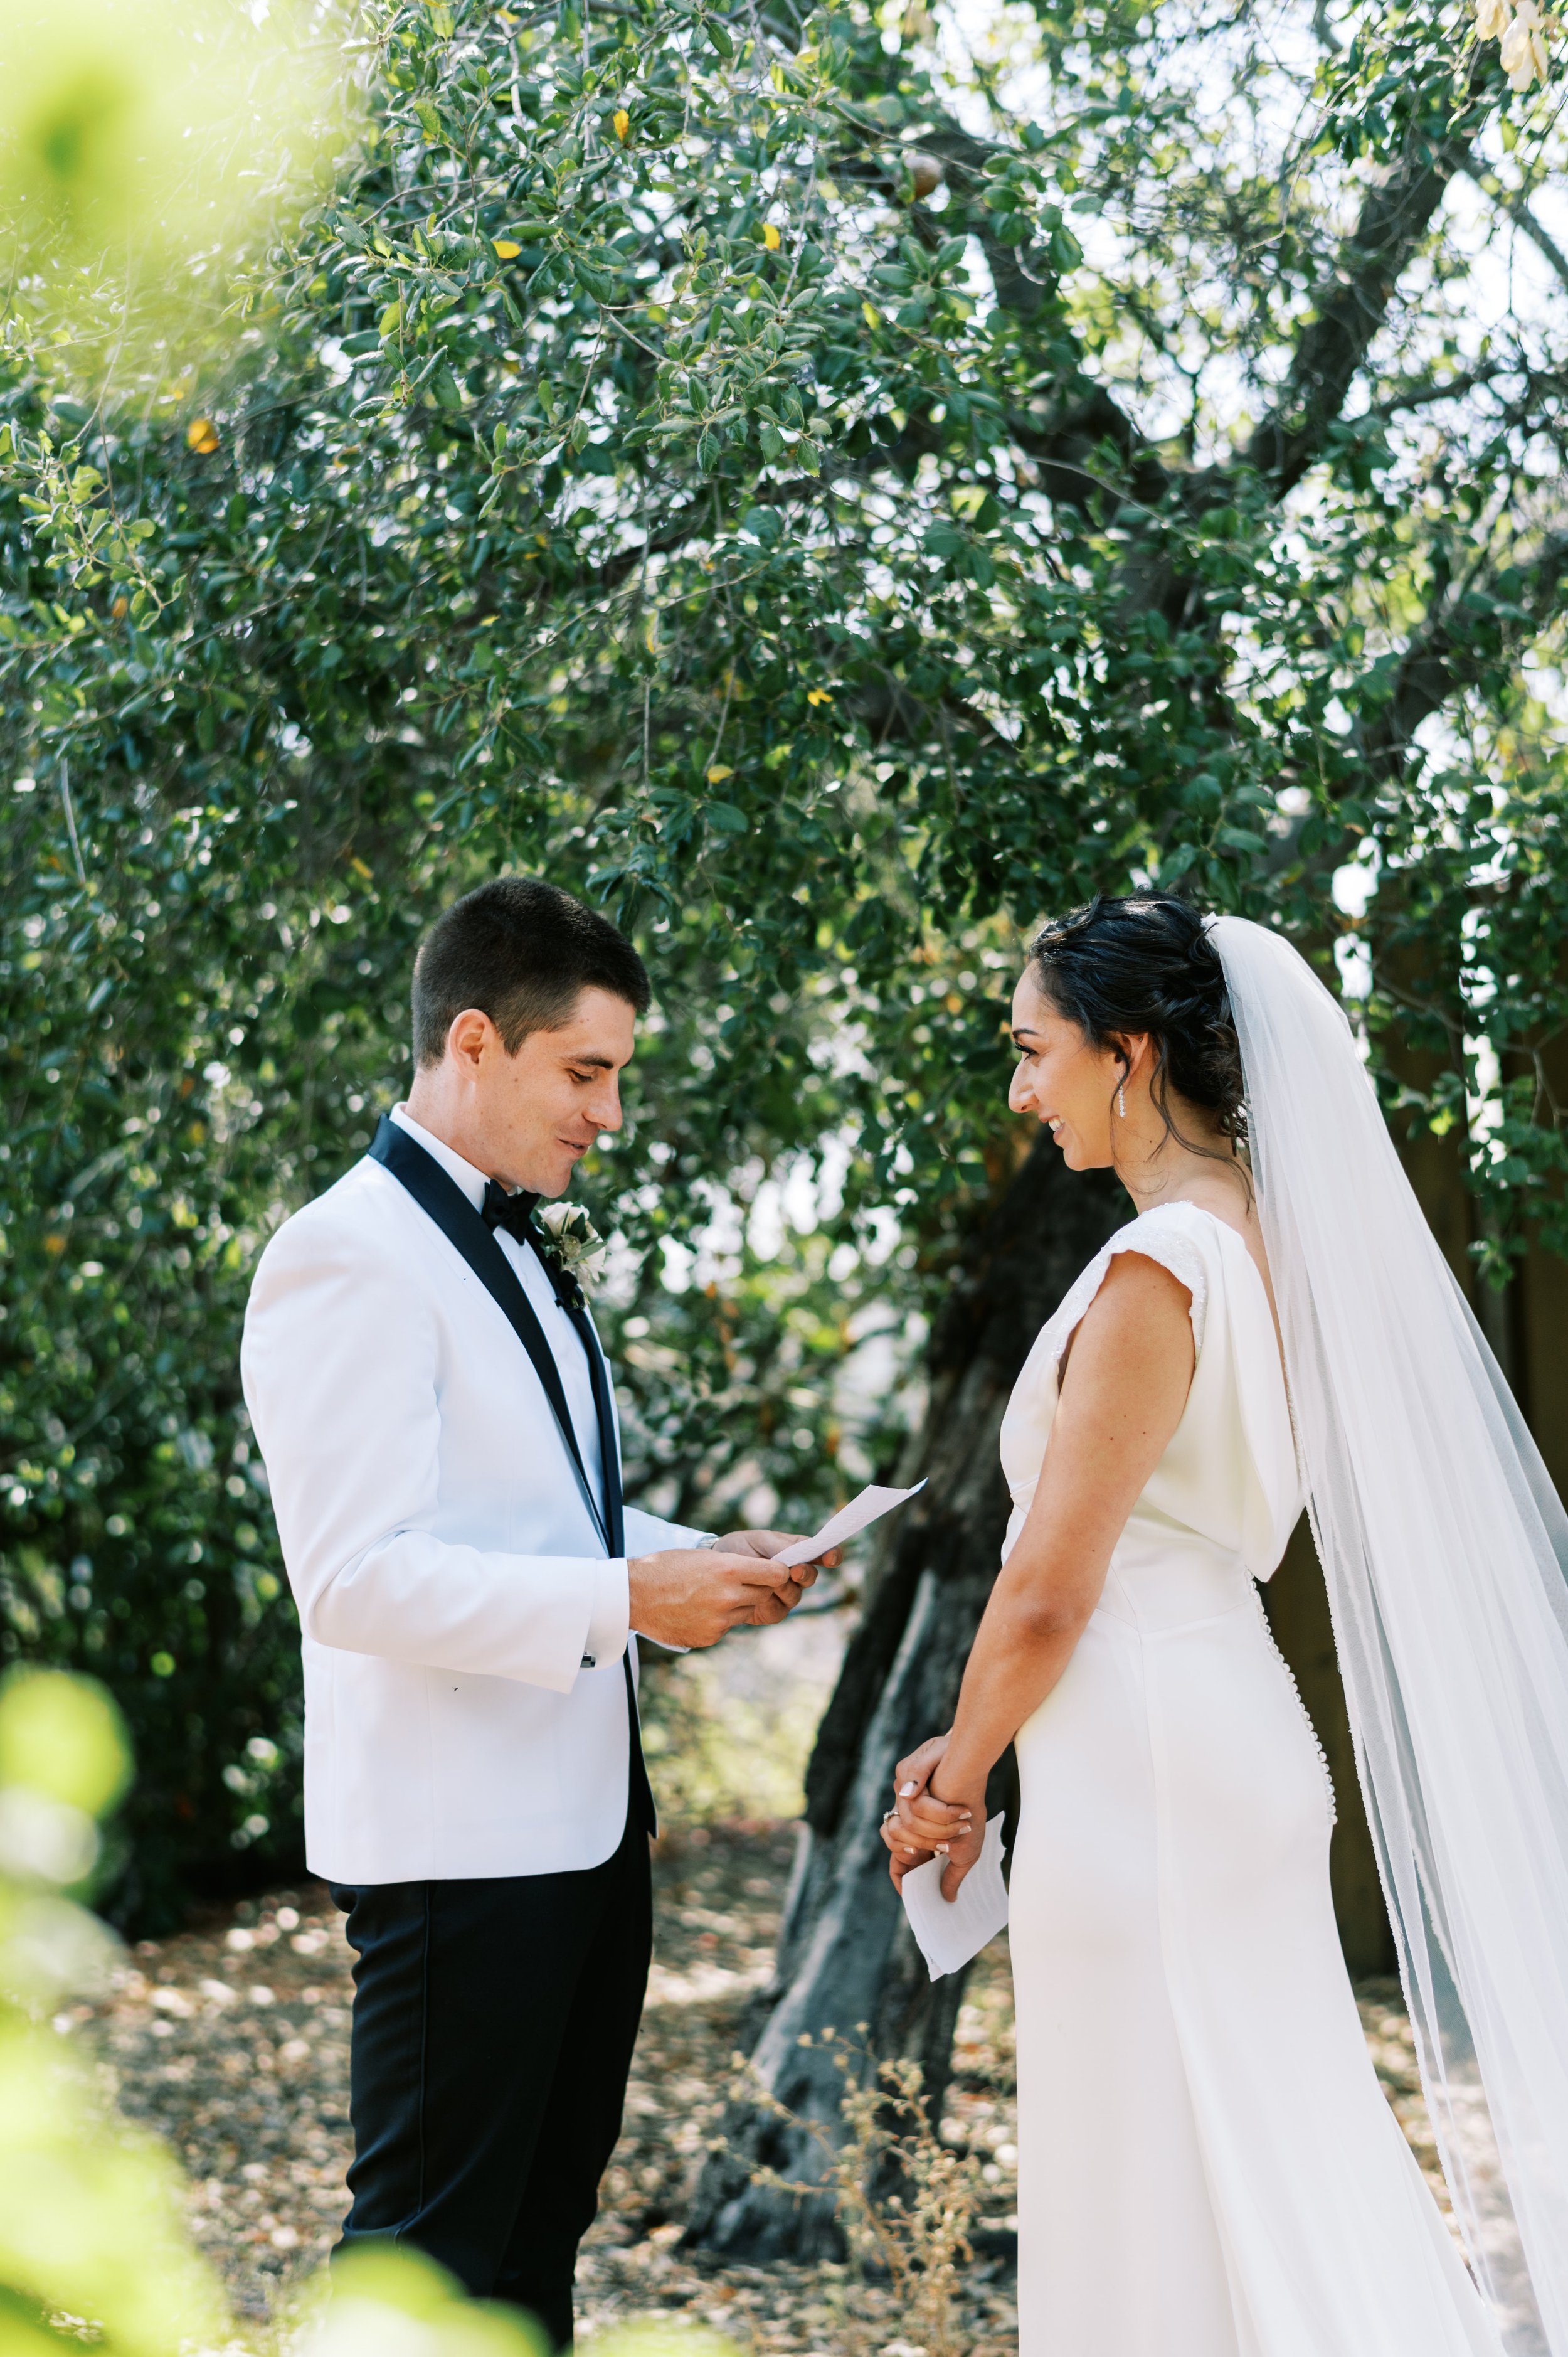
[330,1806,651,2347]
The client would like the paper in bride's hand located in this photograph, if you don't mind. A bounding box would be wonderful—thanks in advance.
[901,1817,1010,1982]
[772,1481,927,1570]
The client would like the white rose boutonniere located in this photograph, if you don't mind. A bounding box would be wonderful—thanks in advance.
[536,1201,609,1292]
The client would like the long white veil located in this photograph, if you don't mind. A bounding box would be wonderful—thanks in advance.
[1210,915,1568,2354]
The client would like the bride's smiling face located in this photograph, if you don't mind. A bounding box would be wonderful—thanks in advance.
[1008,966,1131,1169]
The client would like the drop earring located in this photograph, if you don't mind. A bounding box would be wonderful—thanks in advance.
[1118,1076,1127,1118]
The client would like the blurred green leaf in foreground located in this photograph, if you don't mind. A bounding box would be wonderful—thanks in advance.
[0,0,359,383]
[0,1665,224,2354]
[307,2253,729,2357]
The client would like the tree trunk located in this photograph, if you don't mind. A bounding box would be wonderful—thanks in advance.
[685,1138,1125,2259]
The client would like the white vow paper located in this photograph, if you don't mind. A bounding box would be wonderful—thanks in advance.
[900,1817,1010,1981]
[773,1481,926,1569]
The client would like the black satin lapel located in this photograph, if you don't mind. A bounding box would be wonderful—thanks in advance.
[566,1296,649,1826]
[522,1232,650,1827]
[510,1210,625,1560]
[368,1117,608,1550]
[571,1307,625,1559]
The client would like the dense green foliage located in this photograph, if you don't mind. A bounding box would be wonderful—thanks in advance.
[4,0,1568,1918]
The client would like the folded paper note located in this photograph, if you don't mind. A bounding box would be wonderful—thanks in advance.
[900,1816,1010,1981]
[773,1480,926,1570]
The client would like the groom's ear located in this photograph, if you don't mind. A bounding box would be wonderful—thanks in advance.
[443,1006,504,1077]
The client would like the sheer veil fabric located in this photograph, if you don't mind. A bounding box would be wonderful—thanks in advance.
[1210,916,1568,2354]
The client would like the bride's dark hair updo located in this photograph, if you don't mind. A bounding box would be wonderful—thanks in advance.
[1029,894,1248,1151]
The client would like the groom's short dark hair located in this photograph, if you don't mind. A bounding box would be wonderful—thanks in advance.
[411,878,650,1067]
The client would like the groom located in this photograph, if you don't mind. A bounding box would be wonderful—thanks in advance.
[241,878,825,2343]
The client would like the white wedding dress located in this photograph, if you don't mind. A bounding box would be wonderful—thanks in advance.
[1002,1197,1503,2357]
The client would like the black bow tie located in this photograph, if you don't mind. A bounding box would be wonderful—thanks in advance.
[481,1180,539,1244]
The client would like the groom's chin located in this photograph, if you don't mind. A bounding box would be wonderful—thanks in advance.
[536,1148,584,1197]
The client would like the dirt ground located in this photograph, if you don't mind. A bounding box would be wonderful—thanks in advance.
[70,1822,1444,2349]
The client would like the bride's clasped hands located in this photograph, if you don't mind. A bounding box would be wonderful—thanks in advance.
[881,1731,975,1895]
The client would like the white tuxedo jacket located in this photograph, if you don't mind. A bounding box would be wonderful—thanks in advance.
[240,1111,701,1883]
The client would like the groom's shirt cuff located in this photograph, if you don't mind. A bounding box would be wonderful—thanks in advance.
[580,1556,630,1671]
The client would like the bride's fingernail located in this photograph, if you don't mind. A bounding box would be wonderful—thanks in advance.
[898,1782,918,1796]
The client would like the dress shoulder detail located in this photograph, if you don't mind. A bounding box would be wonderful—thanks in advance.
[1042,1201,1213,1372]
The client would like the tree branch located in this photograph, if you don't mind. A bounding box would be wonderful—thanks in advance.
[999,128,1482,525]
[1238,130,1476,496]
[1369,359,1518,417]
[1008,380,1173,513]
[1357,528,1568,772]
[1459,162,1568,296]
[916,124,1061,321]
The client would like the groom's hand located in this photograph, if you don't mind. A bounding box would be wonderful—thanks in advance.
[628,1548,814,1650]
[714,1529,843,1577]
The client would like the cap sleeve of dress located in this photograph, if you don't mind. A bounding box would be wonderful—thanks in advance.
[1041,1205,1210,1381]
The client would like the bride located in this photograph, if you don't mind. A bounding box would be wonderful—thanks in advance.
[883,897,1568,2357]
